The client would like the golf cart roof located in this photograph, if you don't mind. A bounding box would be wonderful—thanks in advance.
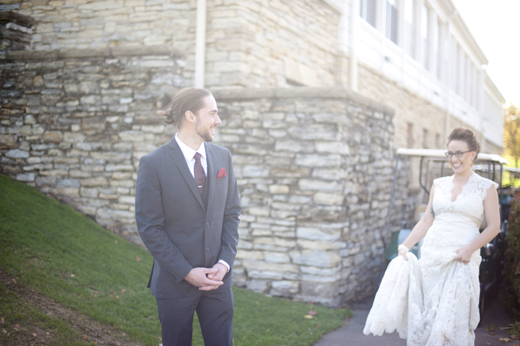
[504,166,520,173]
[396,148,509,165]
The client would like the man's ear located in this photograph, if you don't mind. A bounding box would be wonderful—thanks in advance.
[185,110,195,124]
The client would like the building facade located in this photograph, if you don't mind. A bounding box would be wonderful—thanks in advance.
[344,0,504,154]
[0,0,505,305]
[1,0,505,151]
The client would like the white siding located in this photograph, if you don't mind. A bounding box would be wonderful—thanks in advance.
[344,0,504,148]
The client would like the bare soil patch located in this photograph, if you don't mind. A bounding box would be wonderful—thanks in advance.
[0,267,141,346]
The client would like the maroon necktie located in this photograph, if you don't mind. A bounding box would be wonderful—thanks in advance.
[193,152,205,195]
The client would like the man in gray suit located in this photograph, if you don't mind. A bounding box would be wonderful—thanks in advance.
[135,88,241,346]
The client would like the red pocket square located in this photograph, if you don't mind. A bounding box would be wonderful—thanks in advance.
[217,168,227,179]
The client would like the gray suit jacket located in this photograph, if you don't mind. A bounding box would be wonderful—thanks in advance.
[135,138,241,299]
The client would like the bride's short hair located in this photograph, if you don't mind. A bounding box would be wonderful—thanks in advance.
[447,128,480,155]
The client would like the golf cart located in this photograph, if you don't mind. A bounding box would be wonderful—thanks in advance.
[383,148,510,316]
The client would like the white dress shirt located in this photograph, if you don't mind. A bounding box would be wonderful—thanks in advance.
[174,133,230,273]
[175,133,207,177]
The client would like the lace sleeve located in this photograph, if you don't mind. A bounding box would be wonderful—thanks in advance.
[482,180,499,200]
[475,176,498,200]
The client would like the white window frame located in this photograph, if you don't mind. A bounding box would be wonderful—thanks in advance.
[360,0,377,28]
[386,0,399,44]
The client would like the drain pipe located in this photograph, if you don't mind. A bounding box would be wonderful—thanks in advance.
[194,0,207,88]
[349,0,359,92]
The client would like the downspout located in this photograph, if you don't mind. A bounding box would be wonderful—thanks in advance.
[349,0,359,92]
[194,0,207,88]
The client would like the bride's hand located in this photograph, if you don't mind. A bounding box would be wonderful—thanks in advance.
[398,248,408,261]
[454,246,472,264]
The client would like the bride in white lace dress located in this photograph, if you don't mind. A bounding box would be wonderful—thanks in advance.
[364,128,501,346]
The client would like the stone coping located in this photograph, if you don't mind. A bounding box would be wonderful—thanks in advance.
[0,11,36,27]
[5,46,183,61]
[213,87,395,116]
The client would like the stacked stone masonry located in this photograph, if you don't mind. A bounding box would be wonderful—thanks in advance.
[205,0,340,88]
[0,46,184,243]
[0,3,430,306]
[3,0,340,89]
[2,0,496,155]
[213,88,397,306]
[1,58,404,305]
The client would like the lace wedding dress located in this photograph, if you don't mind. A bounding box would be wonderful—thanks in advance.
[364,172,498,346]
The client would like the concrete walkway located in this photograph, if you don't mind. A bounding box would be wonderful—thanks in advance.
[314,293,514,346]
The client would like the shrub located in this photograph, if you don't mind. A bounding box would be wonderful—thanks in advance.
[503,190,520,318]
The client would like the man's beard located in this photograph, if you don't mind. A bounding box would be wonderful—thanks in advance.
[195,121,214,142]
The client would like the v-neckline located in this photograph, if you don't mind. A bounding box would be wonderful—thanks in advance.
[449,172,474,203]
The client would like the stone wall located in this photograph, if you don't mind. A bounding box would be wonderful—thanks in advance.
[206,0,341,88]
[3,0,197,82]
[5,0,494,151]
[213,87,397,306]
[0,5,405,306]
[1,76,401,305]
[1,0,195,50]
[0,0,502,306]
[0,46,185,243]
[5,0,340,89]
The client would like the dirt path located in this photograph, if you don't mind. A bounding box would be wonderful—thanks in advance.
[1,267,142,346]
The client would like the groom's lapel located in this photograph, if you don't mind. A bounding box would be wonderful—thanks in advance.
[167,138,204,210]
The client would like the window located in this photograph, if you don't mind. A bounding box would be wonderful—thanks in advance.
[451,40,458,92]
[432,16,438,76]
[386,0,398,44]
[455,44,463,96]
[407,123,414,148]
[435,133,440,149]
[360,0,377,28]
[472,65,479,109]
[436,19,443,80]
[422,5,430,69]
[458,50,465,98]
[404,0,415,57]
[405,0,413,23]
[466,56,472,105]
[422,128,428,148]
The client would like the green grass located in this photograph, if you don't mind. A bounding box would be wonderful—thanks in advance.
[0,173,351,345]
[503,174,520,188]
[502,154,520,188]
[0,283,89,346]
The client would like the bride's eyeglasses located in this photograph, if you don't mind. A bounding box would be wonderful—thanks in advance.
[445,150,471,158]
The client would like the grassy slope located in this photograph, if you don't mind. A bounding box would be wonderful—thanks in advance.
[0,173,351,345]
[0,283,89,346]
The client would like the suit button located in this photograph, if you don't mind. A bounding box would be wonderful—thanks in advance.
[206,248,210,253]
[206,223,209,227]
